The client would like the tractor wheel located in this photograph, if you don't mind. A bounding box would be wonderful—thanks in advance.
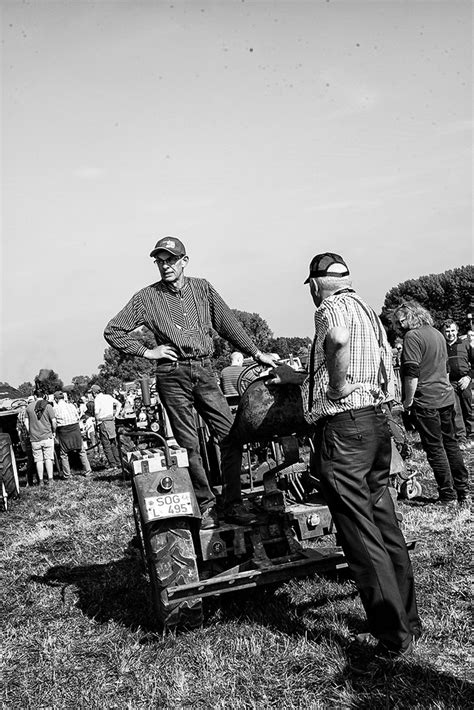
[0,433,20,512]
[146,518,203,631]
[400,478,422,500]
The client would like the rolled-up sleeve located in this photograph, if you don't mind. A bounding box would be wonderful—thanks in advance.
[104,292,149,356]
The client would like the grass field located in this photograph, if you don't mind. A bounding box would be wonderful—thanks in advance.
[1,441,472,709]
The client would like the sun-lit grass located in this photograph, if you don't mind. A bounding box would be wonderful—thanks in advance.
[1,442,472,709]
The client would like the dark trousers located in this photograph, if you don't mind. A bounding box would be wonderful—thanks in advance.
[313,407,419,652]
[413,404,469,500]
[155,360,243,509]
[451,381,472,440]
[98,423,120,467]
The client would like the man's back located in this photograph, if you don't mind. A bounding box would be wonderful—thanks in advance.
[26,401,55,441]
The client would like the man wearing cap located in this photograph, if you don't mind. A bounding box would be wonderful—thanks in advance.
[53,391,93,479]
[269,252,420,660]
[104,236,278,527]
[89,385,122,470]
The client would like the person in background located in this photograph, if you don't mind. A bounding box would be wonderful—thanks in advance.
[220,351,246,397]
[442,319,473,450]
[269,252,420,660]
[53,391,93,479]
[393,302,470,507]
[104,236,278,528]
[89,384,122,471]
[16,396,35,485]
[25,393,56,485]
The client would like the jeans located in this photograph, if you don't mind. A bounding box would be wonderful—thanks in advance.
[413,404,469,500]
[155,360,243,509]
[313,406,419,652]
[98,423,121,467]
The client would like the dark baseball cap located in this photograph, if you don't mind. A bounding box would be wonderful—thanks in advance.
[304,252,350,284]
[150,237,186,259]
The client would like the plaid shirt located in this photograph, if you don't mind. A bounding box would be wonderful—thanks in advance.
[302,291,394,424]
[53,400,80,427]
[104,277,259,360]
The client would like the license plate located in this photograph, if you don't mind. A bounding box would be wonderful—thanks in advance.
[144,492,193,519]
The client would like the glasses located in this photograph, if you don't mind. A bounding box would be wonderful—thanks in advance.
[154,254,184,267]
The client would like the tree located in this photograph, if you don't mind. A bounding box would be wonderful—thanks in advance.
[34,369,64,395]
[97,328,156,390]
[67,375,92,401]
[380,265,474,343]
[267,336,311,360]
[211,310,274,371]
[17,382,34,397]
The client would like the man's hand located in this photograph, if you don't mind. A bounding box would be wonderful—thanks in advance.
[255,351,280,368]
[144,345,179,361]
[458,376,471,391]
[402,398,413,411]
[326,382,363,401]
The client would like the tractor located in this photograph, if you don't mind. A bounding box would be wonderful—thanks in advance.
[117,362,417,631]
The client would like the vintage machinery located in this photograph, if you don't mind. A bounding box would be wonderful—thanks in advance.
[117,369,415,632]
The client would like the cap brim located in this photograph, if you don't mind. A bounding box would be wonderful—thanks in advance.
[304,276,311,284]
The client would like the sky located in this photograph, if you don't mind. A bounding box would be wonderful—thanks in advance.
[1,0,472,388]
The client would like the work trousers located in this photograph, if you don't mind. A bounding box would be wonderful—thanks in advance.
[413,404,469,500]
[98,422,121,467]
[313,406,419,652]
[155,360,242,509]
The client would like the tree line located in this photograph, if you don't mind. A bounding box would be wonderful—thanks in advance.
[6,264,473,398]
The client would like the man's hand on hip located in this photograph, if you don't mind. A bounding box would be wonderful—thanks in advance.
[144,345,179,361]
[255,351,280,368]
[458,376,471,391]
[326,382,363,401]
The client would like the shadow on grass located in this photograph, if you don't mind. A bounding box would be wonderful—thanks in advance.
[31,553,154,631]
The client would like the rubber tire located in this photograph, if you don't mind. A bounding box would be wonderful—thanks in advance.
[146,518,203,631]
[0,433,20,511]
[400,478,422,500]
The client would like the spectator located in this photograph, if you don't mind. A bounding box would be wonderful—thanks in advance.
[83,412,97,449]
[25,393,56,485]
[16,396,35,485]
[89,384,122,470]
[220,352,245,396]
[269,252,420,659]
[53,391,92,478]
[442,319,473,450]
[393,302,470,507]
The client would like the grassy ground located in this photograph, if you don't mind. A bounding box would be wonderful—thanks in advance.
[1,442,472,709]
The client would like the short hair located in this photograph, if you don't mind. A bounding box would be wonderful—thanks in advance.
[314,274,352,292]
[393,301,433,329]
[442,318,458,330]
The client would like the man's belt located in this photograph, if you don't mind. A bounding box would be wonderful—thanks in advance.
[321,404,383,424]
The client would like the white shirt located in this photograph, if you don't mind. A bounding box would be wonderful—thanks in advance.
[94,393,122,421]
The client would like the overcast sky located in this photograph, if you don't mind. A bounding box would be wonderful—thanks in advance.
[2,0,472,387]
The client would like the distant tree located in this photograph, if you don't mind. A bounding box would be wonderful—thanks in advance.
[212,310,274,371]
[33,369,64,395]
[267,336,311,360]
[17,381,34,397]
[380,265,474,343]
[97,328,156,389]
[68,375,92,401]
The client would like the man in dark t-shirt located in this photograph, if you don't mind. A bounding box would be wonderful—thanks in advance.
[393,302,469,507]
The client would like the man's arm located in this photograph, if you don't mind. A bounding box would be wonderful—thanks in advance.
[207,282,278,367]
[324,326,362,401]
[402,376,418,410]
[104,292,151,357]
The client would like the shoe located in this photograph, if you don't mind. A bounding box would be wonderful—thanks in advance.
[200,505,219,530]
[83,471,93,478]
[375,639,414,662]
[457,495,471,509]
[224,503,258,526]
